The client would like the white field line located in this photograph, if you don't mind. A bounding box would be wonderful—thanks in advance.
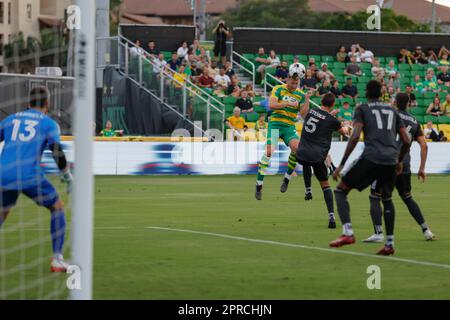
[145,226,450,270]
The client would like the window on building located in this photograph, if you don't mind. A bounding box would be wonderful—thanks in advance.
[8,1,10,24]
[0,2,4,24]
[27,3,32,20]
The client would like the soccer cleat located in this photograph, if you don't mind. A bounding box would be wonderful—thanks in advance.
[304,192,313,201]
[328,219,336,229]
[50,256,69,273]
[329,235,356,248]
[363,233,385,243]
[255,185,262,201]
[280,178,290,193]
[423,229,436,241]
[376,245,395,256]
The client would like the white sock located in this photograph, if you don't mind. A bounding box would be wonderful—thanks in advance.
[284,173,292,180]
[386,235,394,247]
[329,212,335,220]
[256,180,264,186]
[343,223,354,236]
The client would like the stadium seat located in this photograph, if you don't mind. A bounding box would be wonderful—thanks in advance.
[398,64,411,71]
[424,115,439,124]
[244,112,259,122]
[439,124,450,139]
[333,62,346,69]
[223,96,237,105]
[439,116,450,124]
[298,54,308,62]
[282,54,294,62]
[410,108,426,116]
[255,106,266,113]
[309,55,321,62]
[321,56,334,63]
[423,92,437,99]
[411,64,425,71]
[415,115,425,124]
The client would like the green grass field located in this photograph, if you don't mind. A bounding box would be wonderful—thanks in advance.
[2,175,450,299]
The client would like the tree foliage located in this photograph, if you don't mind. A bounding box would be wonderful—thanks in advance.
[220,0,432,33]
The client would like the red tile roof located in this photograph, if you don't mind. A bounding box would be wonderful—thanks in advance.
[122,0,239,17]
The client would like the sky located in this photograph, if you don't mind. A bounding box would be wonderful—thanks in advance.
[427,0,450,7]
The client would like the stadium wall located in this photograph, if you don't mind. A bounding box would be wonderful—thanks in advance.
[42,142,450,175]
[119,24,196,52]
[233,27,450,56]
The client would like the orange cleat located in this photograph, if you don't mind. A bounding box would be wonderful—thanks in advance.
[376,245,395,256]
[329,235,356,248]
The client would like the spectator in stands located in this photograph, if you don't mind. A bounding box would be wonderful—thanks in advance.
[153,53,167,73]
[177,41,189,62]
[244,83,257,98]
[275,61,289,82]
[348,44,361,63]
[381,85,390,103]
[208,60,219,78]
[130,40,144,58]
[255,47,270,83]
[342,77,358,99]
[388,72,401,92]
[100,120,123,137]
[225,60,235,78]
[168,53,181,71]
[399,48,414,65]
[227,75,242,98]
[426,48,439,65]
[375,73,386,86]
[214,67,231,88]
[191,39,201,56]
[385,59,398,77]
[438,46,450,65]
[255,114,268,133]
[331,80,342,98]
[336,45,348,63]
[308,57,316,67]
[344,56,362,77]
[181,59,192,77]
[424,72,439,92]
[226,107,246,140]
[359,45,374,64]
[198,66,215,90]
[387,86,397,104]
[412,46,428,64]
[293,55,300,64]
[213,20,230,67]
[411,74,425,93]
[317,63,335,81]
[437,65,450,87]
[337,101,353,124]
[371,59,385,78]
[173,65,187,88]
[317,78,332,97]
[405,85,418,108]
[424,121,447,142]
[146,40,159,59]
[426,96,444,117]
[236,91,256,119]
[300,69,318,91]
[268,50,281,68]
[443,94,450,116]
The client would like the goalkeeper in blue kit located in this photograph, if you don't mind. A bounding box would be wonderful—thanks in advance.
[0,87,73,272]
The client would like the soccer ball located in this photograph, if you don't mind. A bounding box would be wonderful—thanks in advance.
[289,63,306,79]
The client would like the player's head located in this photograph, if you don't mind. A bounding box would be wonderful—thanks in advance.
[29,86,49,113]
[395,93,409,111]
[366,80,382,100]
[321,93,336,110]
[286,76,300,91]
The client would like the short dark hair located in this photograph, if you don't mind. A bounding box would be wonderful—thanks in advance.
[366,80,382,99]
[30,86,48,108]
[396,92,410,110]
[322,93,336,108]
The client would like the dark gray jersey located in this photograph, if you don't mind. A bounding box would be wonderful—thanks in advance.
[353,101,405,166]
[397,109,423,172]
[297,108,342,163]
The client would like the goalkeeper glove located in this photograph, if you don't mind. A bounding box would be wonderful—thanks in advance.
[61,169,73,194]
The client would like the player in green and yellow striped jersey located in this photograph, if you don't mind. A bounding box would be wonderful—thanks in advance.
[255,70,311,200]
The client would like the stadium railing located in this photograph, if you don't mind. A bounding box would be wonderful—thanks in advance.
[231,51,256,90]
[118,36,226,135]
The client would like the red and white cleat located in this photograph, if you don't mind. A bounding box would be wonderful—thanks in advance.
[329,235,356,248]
[50,256,69,273]
[376,245,395,256]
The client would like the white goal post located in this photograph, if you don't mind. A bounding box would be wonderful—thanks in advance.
[70,0,96,300]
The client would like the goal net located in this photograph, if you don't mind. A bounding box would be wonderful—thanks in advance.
[0,0,95,300]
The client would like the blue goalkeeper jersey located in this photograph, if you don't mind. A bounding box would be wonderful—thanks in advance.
[0,109,61,190]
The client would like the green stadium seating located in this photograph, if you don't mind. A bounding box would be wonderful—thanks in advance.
[411,64,425,71]
[424,115,439,124]
[309,55,321,62]
[298,54,308,62]
[398,64,411,71]
[225,104,235,113]
[333,62,346,69]
[439,116,450,124]
[244,112,259,122]
[415,115,425,124]
[423,92,437,99]
[360,63,372,71]
[410,108,426,116]
[282,54,294,62]
[358,76,371,83]
[357,84,366,92]
[321,56,334,63]
[255,106,266,113]
[223,96,237,105]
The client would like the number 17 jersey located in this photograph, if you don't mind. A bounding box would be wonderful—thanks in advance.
[354,101,405,166]
[0,109,61,190]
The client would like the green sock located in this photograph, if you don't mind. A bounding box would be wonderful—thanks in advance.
[286,153,297,176]
[256,154,271,184]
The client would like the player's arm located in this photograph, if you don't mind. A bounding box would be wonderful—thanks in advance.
[397,126,412,174]
[332,121,363,181]
[299,92,312,119]
[338,126,349,137]
[269,95,292,110]
[416,134,428,182]
[48,122,73,193]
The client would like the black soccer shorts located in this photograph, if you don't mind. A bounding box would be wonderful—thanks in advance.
[342,158,397,197]
[371,172,412,198]
[299,160,329,182]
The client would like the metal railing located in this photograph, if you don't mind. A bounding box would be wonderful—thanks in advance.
[231,51,255,89]
[118,35,225,134]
